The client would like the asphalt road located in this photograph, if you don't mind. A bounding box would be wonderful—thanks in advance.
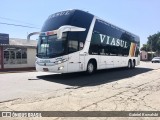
[0,61,160,102]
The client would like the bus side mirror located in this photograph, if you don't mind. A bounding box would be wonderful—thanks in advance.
[27,32,40,41]
[57,26,70,39]
[57,25,86,39]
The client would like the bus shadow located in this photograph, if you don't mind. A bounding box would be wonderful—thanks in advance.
[36,67,153,87]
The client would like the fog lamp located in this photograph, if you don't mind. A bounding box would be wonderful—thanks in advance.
[58,66,64,70]
[58,61,62,64]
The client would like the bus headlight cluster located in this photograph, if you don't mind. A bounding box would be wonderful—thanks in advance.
[58,61,62,64]
[58,66,64,70]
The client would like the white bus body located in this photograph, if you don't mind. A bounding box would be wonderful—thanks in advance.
[28,10,140,74]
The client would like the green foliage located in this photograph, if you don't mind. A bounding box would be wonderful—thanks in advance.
[147,32,160,52]
[141,32,160,55]
[140,44,150,51]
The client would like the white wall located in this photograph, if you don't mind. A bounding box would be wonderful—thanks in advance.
[141,51,148,61]
[27,48,36,67]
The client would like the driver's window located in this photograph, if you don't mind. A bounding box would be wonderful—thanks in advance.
[68,40,78,53]
[68,32,79,53]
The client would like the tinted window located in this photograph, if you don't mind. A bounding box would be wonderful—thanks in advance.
[68,39,79,53]
[41,10,94,55]
[67,10,93,54]
[70,10,93,43]
[41,10,75,32]
[41,10,93,43]
[89,34,99,55]
[89,19,140,57]
[37,33,67,58]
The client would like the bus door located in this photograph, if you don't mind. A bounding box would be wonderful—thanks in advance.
[67,40,80,72]
[79,51,86,71]
[68,52,80,72]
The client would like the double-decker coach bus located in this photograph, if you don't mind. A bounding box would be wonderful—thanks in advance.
[28,9,140,74]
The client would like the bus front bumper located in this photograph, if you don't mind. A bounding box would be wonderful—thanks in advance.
[35,63,68,73]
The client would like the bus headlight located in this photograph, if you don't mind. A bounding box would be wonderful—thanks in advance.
[58,66,64,70]
[58,61,62,64]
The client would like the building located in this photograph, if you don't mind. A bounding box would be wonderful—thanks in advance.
[140,51,156,61]
[0,35,37,71]
[140,51,148,61]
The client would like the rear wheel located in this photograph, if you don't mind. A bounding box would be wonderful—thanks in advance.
[127,60,132,69]
[132,60,136,68]
[86,62,95,74]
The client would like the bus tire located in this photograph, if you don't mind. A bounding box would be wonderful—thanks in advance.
[127,60,132,69]
[132,60,136,68]
[86,61,95,74]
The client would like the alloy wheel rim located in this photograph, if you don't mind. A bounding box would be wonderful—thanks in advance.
[88,63,94,73]
[128,62,131,68]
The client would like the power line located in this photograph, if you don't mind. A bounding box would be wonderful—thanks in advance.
[0,22,40,29]
[0,16,40,27]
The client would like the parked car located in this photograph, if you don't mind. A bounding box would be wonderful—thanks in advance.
[151,57,160,63]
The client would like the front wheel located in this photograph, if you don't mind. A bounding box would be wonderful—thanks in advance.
[86,62,95,74]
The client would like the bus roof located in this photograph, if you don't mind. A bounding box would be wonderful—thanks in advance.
[69,9,140,42]
[43,9,140,42]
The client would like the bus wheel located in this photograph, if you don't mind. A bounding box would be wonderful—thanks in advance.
[132,60,136,68]
[128,60,132,69]
[86,62,95,74]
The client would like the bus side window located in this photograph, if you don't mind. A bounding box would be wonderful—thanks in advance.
[67,32,79,53]
[68,40,78,53]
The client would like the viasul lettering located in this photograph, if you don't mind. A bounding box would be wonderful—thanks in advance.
[99,34,128,48]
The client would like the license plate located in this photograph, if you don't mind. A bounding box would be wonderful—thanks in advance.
[43,68,49,71]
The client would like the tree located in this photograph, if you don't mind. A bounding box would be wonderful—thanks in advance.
[147,32,160,54]
[140,44,150,51]
[141,32,160,56]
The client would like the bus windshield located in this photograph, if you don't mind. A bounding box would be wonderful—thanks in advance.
[37,10,94,58]
[37,33,67,58]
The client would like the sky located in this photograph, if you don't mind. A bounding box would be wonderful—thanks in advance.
[0,0,160,47]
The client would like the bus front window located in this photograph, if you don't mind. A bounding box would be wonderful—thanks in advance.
[37,33,67,58]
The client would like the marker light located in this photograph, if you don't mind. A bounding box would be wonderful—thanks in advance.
[46,30,57,36]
